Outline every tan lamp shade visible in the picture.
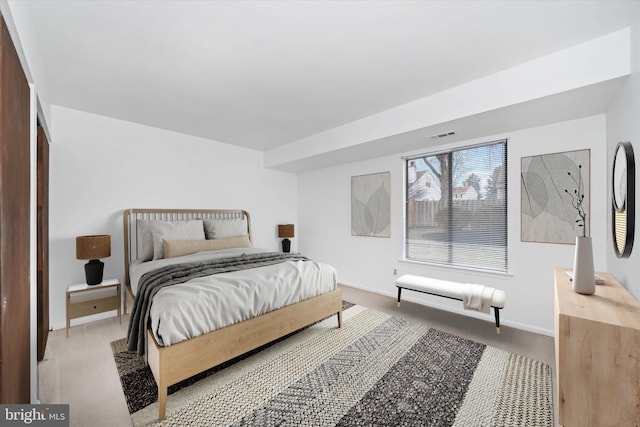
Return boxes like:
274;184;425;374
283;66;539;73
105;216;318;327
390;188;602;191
278;224;294;238
76;235;111;260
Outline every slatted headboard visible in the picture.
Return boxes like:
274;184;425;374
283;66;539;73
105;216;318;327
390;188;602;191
122;208;251;292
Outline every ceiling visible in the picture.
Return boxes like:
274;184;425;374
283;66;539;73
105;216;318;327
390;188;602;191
12;0;639;153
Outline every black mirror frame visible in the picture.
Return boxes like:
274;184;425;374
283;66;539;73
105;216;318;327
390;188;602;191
612;141;635;258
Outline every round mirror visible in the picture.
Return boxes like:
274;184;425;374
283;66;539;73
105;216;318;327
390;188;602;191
613;144;627;211
611;141;635;258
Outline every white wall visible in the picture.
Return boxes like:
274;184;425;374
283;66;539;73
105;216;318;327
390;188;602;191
267;29;629;170
28;84;38;402
49;106;298;329
299;115;608;335
2;0;53;134
606;2;640;298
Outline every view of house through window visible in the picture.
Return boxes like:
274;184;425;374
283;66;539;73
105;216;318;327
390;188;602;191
405;140;507;272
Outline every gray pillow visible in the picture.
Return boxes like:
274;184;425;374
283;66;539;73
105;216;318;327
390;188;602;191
151;220;205;260
136;220;155;261
135;220;206;261
203;218;248;239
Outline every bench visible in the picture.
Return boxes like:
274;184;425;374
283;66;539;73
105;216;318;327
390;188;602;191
395;274;506;334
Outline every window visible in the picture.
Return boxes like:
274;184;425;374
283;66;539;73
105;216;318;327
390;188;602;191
405;140;507;272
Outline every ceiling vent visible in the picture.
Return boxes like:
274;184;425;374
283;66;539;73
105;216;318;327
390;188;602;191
430;131;456;139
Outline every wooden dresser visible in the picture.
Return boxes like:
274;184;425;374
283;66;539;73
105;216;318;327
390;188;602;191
554;267;640;427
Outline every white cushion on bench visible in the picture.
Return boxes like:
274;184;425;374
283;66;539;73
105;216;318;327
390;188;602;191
395;274;506;308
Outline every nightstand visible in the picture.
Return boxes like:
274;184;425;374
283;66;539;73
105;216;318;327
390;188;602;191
66;278;121;337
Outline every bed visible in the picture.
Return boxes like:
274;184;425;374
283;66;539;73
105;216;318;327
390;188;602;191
122;208;342;421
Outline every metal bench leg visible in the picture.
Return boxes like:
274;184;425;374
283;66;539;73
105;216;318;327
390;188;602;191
494;307;501;334
397;287;402;307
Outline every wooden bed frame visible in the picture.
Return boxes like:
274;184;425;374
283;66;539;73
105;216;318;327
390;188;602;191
123;208;343;421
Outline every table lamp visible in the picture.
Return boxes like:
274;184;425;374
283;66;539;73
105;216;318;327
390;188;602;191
76;234;111;285
278;224;294;253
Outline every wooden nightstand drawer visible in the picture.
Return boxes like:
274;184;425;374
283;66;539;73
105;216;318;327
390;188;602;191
67;295;119;319
66;278;121;337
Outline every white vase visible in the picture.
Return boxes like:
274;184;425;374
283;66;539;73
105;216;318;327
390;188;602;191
572;236;595;295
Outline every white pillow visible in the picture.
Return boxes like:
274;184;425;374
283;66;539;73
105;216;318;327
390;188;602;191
150;220;205;260
203;218;248;239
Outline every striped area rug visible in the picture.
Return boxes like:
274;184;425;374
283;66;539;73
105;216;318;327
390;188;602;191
111;305;553;426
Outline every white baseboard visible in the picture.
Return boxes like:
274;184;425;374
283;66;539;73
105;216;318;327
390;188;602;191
338;281;554;337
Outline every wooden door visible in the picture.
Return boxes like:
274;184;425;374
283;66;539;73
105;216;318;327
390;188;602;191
0;14;31;402
37;125;49;361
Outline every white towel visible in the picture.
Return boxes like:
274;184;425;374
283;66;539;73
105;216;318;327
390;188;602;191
462;284;494;314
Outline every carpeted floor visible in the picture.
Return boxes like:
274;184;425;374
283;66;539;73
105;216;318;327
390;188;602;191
112;304;553;426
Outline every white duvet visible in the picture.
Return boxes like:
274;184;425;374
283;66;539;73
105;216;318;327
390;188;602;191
130;248;337;347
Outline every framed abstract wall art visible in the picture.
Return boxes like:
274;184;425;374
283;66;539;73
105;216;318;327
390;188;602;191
351;172;390;238
521;149;590;244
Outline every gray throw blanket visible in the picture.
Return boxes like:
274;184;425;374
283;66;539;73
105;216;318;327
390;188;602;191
126;252;308;356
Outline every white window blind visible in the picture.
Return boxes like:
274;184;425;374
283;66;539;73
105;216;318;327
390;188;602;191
405;140;507;272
